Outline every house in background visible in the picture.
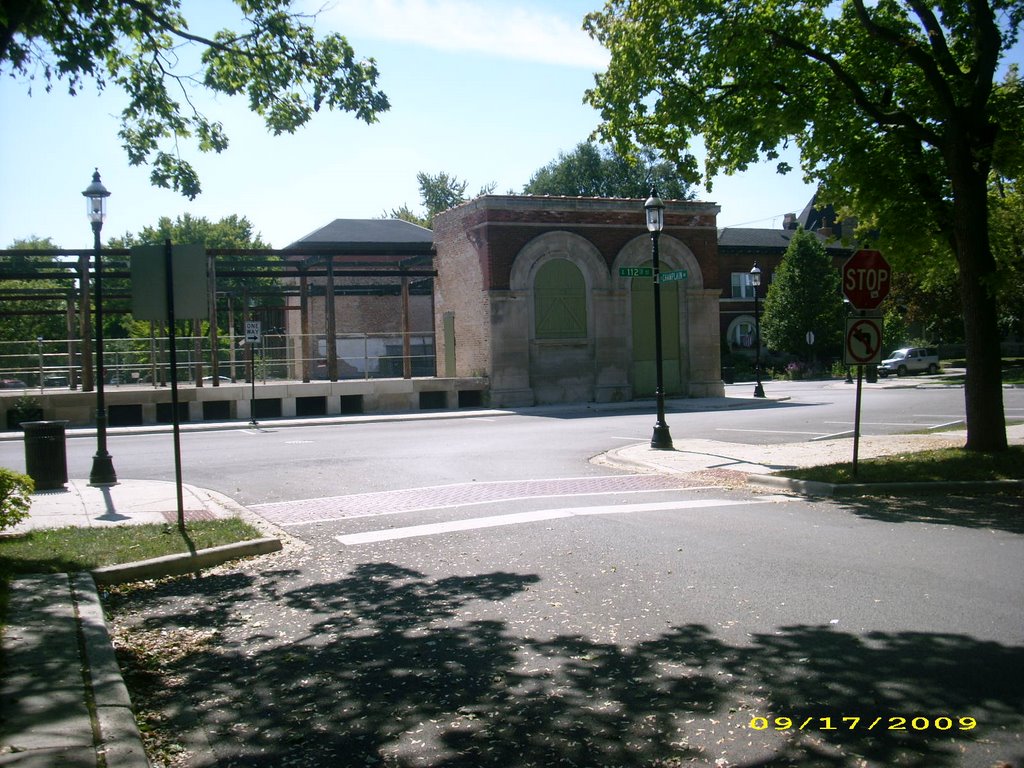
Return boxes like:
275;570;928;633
717;197;855;358
432;195;725;407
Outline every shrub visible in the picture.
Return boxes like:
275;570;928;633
0;468;34;531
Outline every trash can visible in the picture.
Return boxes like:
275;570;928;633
22;420;69;491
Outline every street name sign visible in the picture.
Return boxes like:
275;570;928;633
619;266;654;278
659;269;688;283
842;249;891;310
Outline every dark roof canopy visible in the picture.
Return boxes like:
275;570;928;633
287;218;434;253
717;227;850;253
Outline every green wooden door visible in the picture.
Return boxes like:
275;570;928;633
631;268;681;396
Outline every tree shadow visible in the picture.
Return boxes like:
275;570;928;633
833;491;1024;534
107;562;1024;767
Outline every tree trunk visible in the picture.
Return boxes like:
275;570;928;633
950;157;1007;452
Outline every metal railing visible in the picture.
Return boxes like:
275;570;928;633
0;332;437;391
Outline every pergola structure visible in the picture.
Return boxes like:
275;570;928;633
0;232;437;390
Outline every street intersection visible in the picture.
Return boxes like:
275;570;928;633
3;381;1023;767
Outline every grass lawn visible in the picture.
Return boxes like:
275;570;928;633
777;445;1024;485
0;518;263;582
0;518;264;624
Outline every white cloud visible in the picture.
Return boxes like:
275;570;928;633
323;0;610;69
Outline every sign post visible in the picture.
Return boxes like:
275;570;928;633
245;321;261;426
841;250;891;478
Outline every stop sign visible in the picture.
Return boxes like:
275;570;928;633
842;249;891;310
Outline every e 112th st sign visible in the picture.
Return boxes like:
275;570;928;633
842;249;891;310
619;266;654;278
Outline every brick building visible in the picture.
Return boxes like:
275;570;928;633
717;198;854;356
432;195;725;407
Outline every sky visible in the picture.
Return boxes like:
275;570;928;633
0;0;818;250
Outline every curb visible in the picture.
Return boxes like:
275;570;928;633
747;474;1024;497
91;537;283;586
72;574;150;768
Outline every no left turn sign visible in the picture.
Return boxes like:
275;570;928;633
845;317;884;365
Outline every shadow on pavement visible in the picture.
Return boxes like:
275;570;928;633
834;491;1024;535
105;563;1024;768
508;397;811;421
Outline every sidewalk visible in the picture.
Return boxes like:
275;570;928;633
0;480;278;768
599;422;1024;493
4;479;241;534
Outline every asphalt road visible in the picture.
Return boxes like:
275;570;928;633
5;379;1018;506
76;382;1024;767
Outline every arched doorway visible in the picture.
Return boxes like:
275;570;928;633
630;263;682;396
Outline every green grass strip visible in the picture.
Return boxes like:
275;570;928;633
0;518;263;582
778;446;1024;485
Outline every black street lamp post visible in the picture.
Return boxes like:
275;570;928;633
645;188;673;450
750;262;766;398
83;169;117;486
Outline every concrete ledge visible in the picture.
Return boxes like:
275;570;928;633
71;574;149;768
91;537;283;586
749;475;1024;497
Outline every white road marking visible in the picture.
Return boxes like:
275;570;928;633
716;428;828;436
276;485;716;527
823;421;934;427
336;498;779;546
811;430;854;441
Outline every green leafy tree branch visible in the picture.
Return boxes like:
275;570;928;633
1;0;390;198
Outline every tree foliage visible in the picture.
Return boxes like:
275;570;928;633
386;172;496;228
0;237;70;343
107;213;280;335
990;173;1024;340
0;467;33;532
1;1;389;198
524;141;694;199
584;0;1023;451
112;212;268;250
760;230;844;363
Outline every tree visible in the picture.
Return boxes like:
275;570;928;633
385;172;496;228
524;141;694;199
1;1;389;198
385;204;430;230
0;237;71;343
990;173;1024;341
111;211;278;297
584;0;1023;451
760;229;844;365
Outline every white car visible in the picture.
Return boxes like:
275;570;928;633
878;347;940;377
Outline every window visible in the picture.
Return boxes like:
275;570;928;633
731;272;756;299
534;259;587;339
729;319;756;349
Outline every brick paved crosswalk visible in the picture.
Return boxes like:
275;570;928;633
251;474;698;527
